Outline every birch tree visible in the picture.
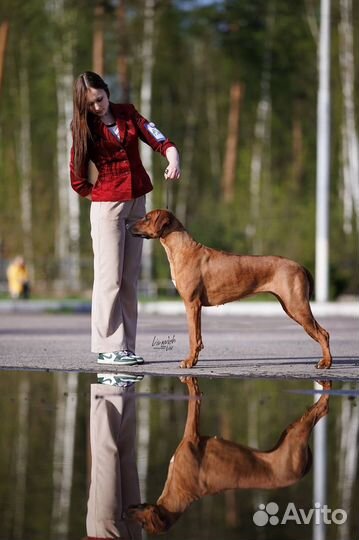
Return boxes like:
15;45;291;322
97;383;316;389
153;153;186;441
337;384;359;540
139;0;156;286
137;378;151;501
13;378;30;540
176;40;203;225
50;373;79;540
338;0;359;235
249;7;274;254
51;0;80;291
18;42;34;272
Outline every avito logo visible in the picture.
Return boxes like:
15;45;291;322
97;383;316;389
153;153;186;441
253;502;347;526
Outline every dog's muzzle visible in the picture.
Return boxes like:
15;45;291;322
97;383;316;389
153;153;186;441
129;224;150;239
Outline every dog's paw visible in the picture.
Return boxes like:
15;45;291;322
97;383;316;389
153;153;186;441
179;376;192;383
314;379;332;390
180;359;194;369
179;376;202;396
315;359;332;369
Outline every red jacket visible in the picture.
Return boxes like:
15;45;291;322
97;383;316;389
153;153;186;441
70;103;176;202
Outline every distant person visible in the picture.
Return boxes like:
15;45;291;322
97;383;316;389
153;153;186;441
70;71;180;367
6;256;30;299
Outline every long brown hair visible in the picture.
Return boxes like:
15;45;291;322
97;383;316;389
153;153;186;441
71;71;110;173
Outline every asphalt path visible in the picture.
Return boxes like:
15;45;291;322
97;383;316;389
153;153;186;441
0;310;358;380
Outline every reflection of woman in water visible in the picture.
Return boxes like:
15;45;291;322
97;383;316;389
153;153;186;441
86;382;142;539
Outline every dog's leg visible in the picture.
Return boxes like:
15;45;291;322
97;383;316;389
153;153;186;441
181;301;204;368
180;377;202;439
290;302;332;369
281;299;332;369
276;381;330;445
312;322;332;369
268;382;330;483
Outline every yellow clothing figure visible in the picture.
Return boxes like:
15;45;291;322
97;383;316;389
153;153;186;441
7;257;30;299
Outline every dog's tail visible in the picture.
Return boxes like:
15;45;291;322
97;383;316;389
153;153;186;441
304;267;315;300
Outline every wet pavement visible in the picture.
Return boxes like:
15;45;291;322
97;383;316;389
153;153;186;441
0;312;358;379
0;371;358;540
0;309;358;539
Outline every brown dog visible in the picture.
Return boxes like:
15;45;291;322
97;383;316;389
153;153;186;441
131;209;332;369
127;377;331;534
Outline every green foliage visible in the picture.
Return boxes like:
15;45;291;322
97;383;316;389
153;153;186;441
0;0;358;296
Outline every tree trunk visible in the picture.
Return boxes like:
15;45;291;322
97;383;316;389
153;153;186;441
304;0;319;43
55;65;80;291
18;51;34;274
137;378;150;500
220;413;239;528
248;7;274;253
205;54;221;189
52;1;80;292
139;0;156;288
13;378;30;540
221;82;242;203
0;20;9;95
292;110;304;189
338;383;359;540
176;41;203;225
93;3;104;76
338;0;359;235
117;0;130;102
51;373;79;540
90;2;105;187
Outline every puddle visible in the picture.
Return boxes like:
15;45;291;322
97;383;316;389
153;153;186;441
0;371;358;540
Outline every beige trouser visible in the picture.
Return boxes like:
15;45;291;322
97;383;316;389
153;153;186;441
86;384;142;539
90;197;146;353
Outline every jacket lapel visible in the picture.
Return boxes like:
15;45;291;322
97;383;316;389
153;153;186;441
92;103;127;147
111;103;128;146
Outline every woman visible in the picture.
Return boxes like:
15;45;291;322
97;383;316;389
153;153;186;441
70;71;180;366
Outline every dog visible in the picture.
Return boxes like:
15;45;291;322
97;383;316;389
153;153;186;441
127;377;331;534
131;209;332;369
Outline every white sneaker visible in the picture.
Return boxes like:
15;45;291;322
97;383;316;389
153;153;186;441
97;373;144;387
123;350;144;364
97;351;138;366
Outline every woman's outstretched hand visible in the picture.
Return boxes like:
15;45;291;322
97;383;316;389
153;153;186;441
164;147;181;180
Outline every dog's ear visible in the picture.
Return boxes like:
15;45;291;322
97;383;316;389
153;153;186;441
155;211;172;237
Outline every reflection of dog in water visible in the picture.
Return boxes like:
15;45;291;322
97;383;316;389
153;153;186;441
131;209;332;370
127;377;330;535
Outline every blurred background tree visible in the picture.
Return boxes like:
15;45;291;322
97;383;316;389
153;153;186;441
0;0;358;298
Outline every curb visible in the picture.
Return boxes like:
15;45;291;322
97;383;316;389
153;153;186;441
140;301;358;317
0;299;357;317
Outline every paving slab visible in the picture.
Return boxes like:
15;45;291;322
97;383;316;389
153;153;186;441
0;308;357;380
